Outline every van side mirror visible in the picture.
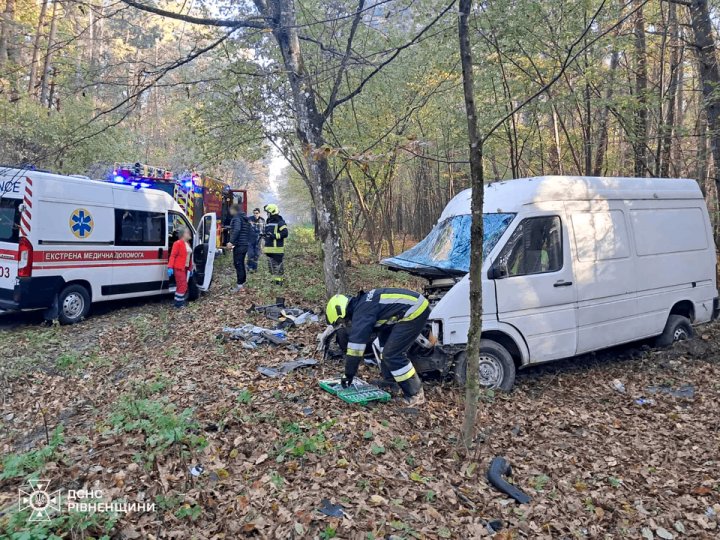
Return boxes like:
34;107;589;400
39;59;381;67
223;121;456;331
488;264;508;280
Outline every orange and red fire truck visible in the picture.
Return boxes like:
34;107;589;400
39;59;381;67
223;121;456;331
111;163;247;244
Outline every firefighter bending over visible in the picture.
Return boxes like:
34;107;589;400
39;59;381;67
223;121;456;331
263;203;288;286
325;288;429;406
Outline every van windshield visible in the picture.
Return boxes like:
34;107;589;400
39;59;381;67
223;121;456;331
382;213;516;276
0;198;20;243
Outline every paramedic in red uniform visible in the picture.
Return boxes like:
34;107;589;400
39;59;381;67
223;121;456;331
168;227;193;308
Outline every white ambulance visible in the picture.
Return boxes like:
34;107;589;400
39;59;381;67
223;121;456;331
0;167;217;323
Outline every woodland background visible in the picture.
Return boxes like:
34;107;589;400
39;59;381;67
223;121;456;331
2;0;720;258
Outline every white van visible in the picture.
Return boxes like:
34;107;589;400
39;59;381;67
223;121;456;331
0;167;217;323
383;176;719;390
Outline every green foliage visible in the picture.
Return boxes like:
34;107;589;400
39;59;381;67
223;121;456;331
1;506;118;540
174;504;202;521
109;396;206;463
275;420;335;461
0;426;64;480
237;389;253;404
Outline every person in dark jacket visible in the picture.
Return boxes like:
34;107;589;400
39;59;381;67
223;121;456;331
263;203;288;286
247;208;264;273
325;288;430;406
226;204;251;292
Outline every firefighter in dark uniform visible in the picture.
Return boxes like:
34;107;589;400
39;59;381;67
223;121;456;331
263;203;289;286
325;288;430;406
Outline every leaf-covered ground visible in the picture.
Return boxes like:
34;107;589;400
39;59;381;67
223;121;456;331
1;234;719;539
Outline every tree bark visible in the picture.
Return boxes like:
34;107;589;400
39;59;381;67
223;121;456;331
458;0;484;450
262;0;347;295
28;0;49;97
593;50;619;176
40;0;60;107
660;2;680;177
633;1;648;176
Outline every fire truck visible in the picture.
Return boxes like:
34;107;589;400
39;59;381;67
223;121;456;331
111;163;247;245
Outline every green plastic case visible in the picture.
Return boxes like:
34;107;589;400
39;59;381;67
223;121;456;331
319;378;391;405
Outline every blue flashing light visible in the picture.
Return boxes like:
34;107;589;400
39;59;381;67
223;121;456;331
113;175;125;183
183;179;193;189
140;182;151;188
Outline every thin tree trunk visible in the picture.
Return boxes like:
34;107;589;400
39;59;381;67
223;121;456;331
660;2;680;177
633;1;648;176
593;50;620;175
28;0;49;97
40;0;60;107
458;0;484;450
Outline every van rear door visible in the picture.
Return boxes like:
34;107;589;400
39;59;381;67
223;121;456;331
193;213;217;291
0;197;22;299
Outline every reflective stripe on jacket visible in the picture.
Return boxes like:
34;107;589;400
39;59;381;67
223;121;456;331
264;214;288;253
345;288;429;357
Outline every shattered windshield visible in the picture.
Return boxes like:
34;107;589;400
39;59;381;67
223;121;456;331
382;213;515;275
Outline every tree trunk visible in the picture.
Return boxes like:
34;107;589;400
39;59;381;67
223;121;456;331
593;50;619;175
0;0;20;98
28;0;49;97
40;0;60;107
264;0;347;295
458;0;484;450
686;0;720;207
660;2;680;177
633;1;648;176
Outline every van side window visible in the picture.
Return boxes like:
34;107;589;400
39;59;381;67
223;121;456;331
115;209;165;246
168;213;192;247
0;198;20;243
497;216;562;276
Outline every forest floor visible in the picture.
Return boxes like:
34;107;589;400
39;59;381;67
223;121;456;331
1;230;719;540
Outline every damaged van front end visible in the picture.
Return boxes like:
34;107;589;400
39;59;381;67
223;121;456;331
381;188;518;387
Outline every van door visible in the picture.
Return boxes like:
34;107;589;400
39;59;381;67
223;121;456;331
564;201;637;353
194;213;217;291
489;208;577;362
0;197;21;303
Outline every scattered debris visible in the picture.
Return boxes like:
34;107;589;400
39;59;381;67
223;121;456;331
318;498;345;518
635;398;655;406
249;299;318;327
257;358;318;378
190;464;204;477
487;519;504;533
221;325;289;347
611;379;626;393
486;456;532;504
656;526;674;539
320;378;391;405
646;384;695;399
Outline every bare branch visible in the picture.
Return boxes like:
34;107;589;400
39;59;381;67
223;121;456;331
119;0;268;29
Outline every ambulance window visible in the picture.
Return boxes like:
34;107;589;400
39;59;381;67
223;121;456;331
114;209;165;246
0;198;21;243
168;213;192;245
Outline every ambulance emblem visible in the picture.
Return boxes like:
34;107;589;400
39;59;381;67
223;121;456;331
70;208;93;238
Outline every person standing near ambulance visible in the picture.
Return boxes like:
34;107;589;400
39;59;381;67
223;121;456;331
226;204;251;292
263;204;288;286
168;227;193;308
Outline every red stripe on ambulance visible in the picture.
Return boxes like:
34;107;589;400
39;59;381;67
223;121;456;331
34;250;166;263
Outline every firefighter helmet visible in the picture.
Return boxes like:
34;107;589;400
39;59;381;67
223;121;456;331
264;203;279;215
326;294;350;324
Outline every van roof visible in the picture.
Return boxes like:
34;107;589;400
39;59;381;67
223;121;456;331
441;176;703;220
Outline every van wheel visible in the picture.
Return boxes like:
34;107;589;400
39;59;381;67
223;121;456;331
453;340;516;392
655;314;693;347
58;285;91;324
